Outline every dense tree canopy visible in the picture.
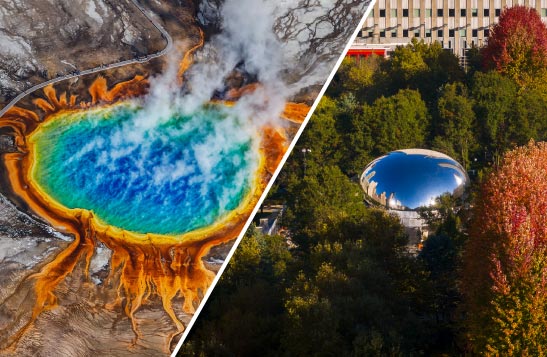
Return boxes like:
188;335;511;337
365;89;429;155
182;29;547;356
432;82;476;168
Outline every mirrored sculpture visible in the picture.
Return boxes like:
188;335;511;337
360;149;469;211
360;149;469;250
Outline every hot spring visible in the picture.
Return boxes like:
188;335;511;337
28;101;261;237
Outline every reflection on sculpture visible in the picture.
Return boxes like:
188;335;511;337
360;149;469;250
361;149;468;210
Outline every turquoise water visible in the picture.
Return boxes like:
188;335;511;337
31;103;259;235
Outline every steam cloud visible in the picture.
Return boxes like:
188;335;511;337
108;0;294;209
182;0;287;125
103;0;296;172
52;0;308;231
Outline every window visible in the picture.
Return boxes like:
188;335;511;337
368;31;374;37
425;9;432;17
391;9;397;17
472;29;478;37
495;8;501;16
414;9;420;17
391;30;397;37
437;9;443;16
542;8;547;16
460;29;467;36
484;29;490;37
472;8;478;16
449;8;455;16
426;29;432;37
380;31;386;37
461;9;466;16
414;29;420;37
403;8;409;17
449;29;455;37
438;29;443;37
380;9;386;17
403;29;409;37
370;9;374;16
484;8;490;16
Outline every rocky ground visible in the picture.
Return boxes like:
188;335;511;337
0;0;165;107
197;0;371;101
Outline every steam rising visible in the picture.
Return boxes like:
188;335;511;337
184;0;287;124
141;0;290;132
28;0;303;237
92;0;294;188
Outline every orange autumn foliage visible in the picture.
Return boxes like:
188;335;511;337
462;141;547;355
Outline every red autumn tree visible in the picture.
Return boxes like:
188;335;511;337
483;6;547;85
462;141;547;355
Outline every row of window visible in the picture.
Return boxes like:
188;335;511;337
368;28;490;37
374;8;515;17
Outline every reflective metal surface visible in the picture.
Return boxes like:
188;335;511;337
360;149;469;210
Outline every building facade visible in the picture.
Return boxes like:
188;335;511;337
356;0;547;57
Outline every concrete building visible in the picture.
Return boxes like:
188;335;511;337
356;0;547;57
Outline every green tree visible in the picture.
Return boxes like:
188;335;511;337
419;211;467;352
296;96;342;171
179;229;292;356
332;56;384;99
365;89;429;155
282;208;432;356
510;87;547;144
283;165;367;250
415;40;464;104
431;82;477;168
471;70;547;164
389;39;428;83
385;39;463;106
333;92;376;176
274;96;343;187
471;71;518;163
465;44;484;75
